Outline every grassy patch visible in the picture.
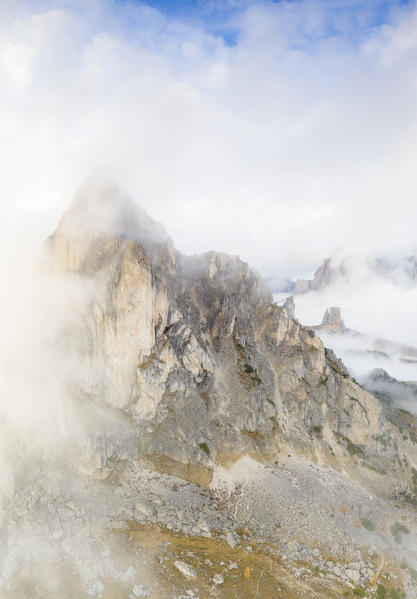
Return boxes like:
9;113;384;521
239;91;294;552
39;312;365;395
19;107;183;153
390;522;410;544
360;518;376;531
376;584;387;599
198;442;210;455
334;432;365;458
361;461;386;475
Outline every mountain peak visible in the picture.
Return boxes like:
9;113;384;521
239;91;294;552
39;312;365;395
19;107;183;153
321;306;345;333
64;179;169;247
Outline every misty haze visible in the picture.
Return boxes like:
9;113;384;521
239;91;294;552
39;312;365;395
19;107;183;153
1;1;417;598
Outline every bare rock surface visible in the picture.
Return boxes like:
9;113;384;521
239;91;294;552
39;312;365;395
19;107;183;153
2;184;417;598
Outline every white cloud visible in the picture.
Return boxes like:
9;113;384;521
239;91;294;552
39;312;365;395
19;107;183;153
291;245;417;378
1;0;417;284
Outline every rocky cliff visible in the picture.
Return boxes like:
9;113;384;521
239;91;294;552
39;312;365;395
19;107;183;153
45;185;417;492
3;184;417;598
320;307;346;333
294;257;333;294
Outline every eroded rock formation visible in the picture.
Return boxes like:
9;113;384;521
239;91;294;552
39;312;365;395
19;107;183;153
2;183;417;598
45;185;417;493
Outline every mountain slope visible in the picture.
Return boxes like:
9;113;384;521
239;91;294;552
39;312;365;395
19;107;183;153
2;184;417;598
45;184;414;488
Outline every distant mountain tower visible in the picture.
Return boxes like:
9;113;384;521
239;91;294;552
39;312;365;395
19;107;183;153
321;307;345;333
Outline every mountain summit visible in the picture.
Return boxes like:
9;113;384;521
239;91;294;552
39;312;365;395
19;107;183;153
46;185;399;480
3;185;417;598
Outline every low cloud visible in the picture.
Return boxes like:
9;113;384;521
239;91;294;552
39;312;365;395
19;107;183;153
291;247;417;380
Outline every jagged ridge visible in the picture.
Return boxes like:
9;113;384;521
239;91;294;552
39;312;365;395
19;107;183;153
46;185;417;495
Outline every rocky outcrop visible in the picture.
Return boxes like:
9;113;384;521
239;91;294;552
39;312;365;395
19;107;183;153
44;185;417;496
310;306;348;335
294;257;333;294
321;306;345;333
282;295;295;318
309;307;417;384
3;183;417;599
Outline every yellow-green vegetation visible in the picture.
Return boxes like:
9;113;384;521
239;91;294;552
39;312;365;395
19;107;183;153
360;517;376;532
1;522;408;598
198;442;210;455
361;460;387;475
349;397;368;419
375;583;405;599
342;585;405;599
236;351;264;389
334;432;365;458
120;522;357;599
390;522;410;544
377;584;388;599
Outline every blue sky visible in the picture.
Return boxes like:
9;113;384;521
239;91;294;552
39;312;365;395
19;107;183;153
115;0;414;46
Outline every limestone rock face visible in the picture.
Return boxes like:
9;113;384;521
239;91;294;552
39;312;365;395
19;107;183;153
283;295;295;318
45;185;417;490
321;307;345;333
294;257;333;294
